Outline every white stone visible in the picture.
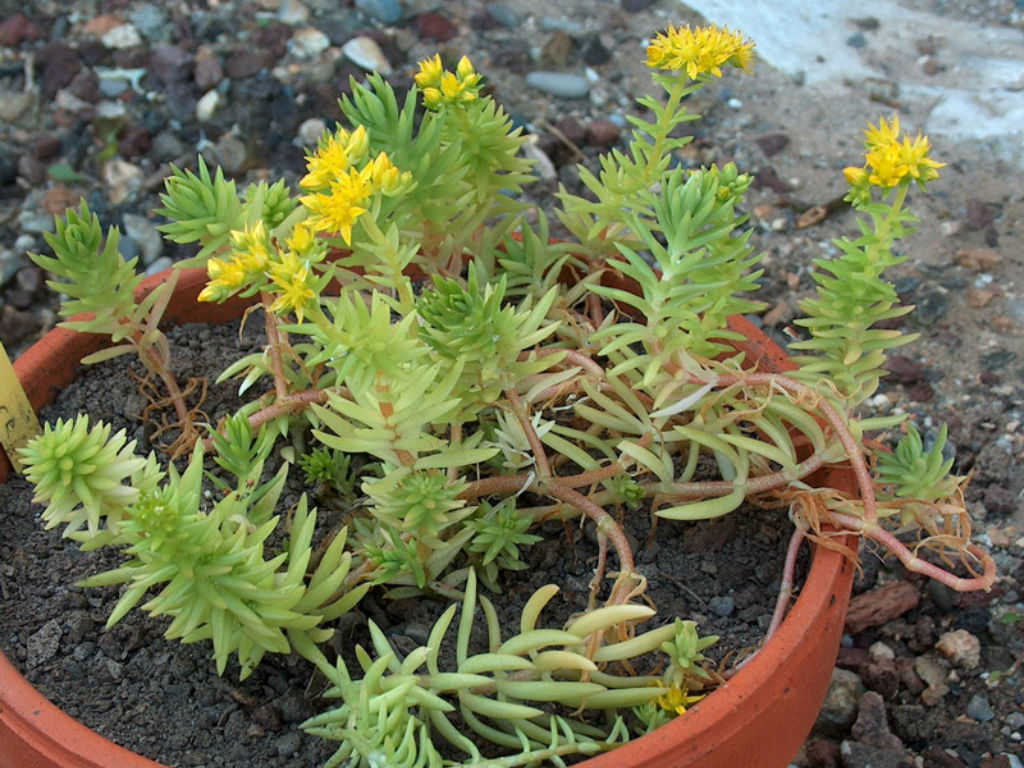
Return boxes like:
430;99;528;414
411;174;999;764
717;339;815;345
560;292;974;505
101;23;143;50
342;36;392;75
298;117;328;146
103;159;143;205
289;27;330;59
196;89;220;122
278;0;310;25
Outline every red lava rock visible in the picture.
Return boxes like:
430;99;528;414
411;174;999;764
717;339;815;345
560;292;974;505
225;49;273;79
894;657;924;694
254;23;291;59
753;166;792;194
979;370;1000;385
416;11;458;42
755;133;790;156
966;198;999;230
469;11;499;31
955;247;1002;271
836;646;871;672
67;68;100;103
118;125;151;159
883;354;925;385
805;737;842;768
82;14;124;38
194;45;223;90
38;42;82;97
921;746;968;767
41;183;80;215
852;691;904;750
861;659;900;700
979;756;1014;768
585;118;621;147
554;116;585;146
149;43;193;85
908;382;934;402
0;13;42;46
846;581;920;635
33;135;62;161
983;484;1015;516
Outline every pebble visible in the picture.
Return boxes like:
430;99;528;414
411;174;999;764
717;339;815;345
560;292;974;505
0;90;36;122
1008;713;1024;729
355;0;402;24
485;2;522;27
129;3;169;41
342;36;392;75
966;693;995;722
213;134;248;175
708;595;735;617
18;210;56;234
298;117;327;146
815;667;864;736
196;89;220;122
101;24;143;50
521;136;556;181
194;45;223;90
103;158;143;205
526;71;591;99
276;731;302;757
13;233;36;255
27;618;62;668
122;214;163;266
416;11;458;42
935;629;981;670
0;250;26;284
278;0;310;25
289;27;330;59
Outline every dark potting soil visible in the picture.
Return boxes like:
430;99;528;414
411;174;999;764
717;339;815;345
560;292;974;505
0;316;809;767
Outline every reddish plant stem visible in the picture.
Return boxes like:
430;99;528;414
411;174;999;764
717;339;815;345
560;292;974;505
261;293;290;400
136;337;192;429
827;511;996;591
506;387;552;479
201;388;329;451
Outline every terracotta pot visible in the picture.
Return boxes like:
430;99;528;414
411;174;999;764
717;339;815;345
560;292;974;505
0;267;856;768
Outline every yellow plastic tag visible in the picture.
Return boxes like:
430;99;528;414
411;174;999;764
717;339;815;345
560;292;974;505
0;341;40;472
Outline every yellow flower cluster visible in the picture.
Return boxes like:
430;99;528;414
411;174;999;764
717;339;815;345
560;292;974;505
300;151;410;245
198;220;321;321
843;115;945;189
646;24;754;80
300;125;369;190
199;221;271;303
415;54;482;109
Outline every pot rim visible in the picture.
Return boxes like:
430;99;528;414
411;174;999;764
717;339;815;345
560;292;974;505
0;266;855;768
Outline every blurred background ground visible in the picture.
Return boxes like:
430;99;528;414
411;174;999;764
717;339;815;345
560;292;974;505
0;1;1022;766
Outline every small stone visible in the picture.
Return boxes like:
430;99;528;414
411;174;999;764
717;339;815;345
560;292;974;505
845;581;920;635
101;23;143;50
526;71;590;99
851;691;903;749
149;43;192;85
756;133;789;157
27;618;62;668
839;741;912;768
151;131;186;161
416;11;457;41
41;184;80;215
194;45;223;90
914;290;950;324
966;199;998;231
129;3;169;40
122;214;163;265
521;136;556;181
355;0;403;24
289;27;330;59
935;629;981;670
968;287;998;308
276;731;302;757
541;31;573;69
103;158;143;205
485;2;521;27
39;42;81;98
212;134;248;175
278;0;310;25
585;118;620;147
196;89;220;122
913;655;950;705
883;355;925;385
621;0;656;9
940;220;962;237
966;694;995;722
298;117;328;146
814;667;864;737
83;14;124;38
956;248;1002;271
0;13;42;47
582;36;612;66
342;36;392;75
868;642;895;662
708;595;735;617
846;32;868;48
0;90;37;122
225;49;273;79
